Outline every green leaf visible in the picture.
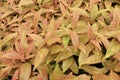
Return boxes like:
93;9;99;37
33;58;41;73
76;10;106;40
103;39;120;59
62;36;70;48
50;44;64;54
71;0;83;7
70;59;79;74
91;4;99;20
0;33;18;49
55;50;73;62
62;57;74;73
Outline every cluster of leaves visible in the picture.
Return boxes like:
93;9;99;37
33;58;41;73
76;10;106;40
0;0;120;80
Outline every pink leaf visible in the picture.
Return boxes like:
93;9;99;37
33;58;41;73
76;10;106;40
12;69;19;80
69;31;79;48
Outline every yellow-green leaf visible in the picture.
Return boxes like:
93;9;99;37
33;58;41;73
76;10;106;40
71;0;83;7
50;44;64;54
62;36;70;48
0;33;18;49
91;4;99;20
62;57;74;73
70;59;79;74
19;0;34;8
103;39;120;59
34;48;49;70
19;63;31;80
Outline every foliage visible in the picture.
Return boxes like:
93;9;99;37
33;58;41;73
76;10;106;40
0;0;120;80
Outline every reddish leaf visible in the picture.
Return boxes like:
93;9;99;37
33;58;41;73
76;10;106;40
69;31;79;48
93;74;109;80
90;39;101;50
114;51;120;61
12;69;19;80
109;70;120;80
2;50;22;61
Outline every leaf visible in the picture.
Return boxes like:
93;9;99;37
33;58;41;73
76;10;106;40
103;31;120;38
87;23;93;39
0;33;18;49
79;33;89;44
2;50;21;60
90;0;101;9
85;55;101;65
47;37;61;46
104;0;111;9
78;42;86;54
114;51;120;61
62;57;74;73
70;59;79;74
79;50;102;67
34;48;49;70
0;10;14;19
71;0;83;7
58;73;76;80
93;74;109;80
90;39;101;50
78;52;88;68
70;8;89;17
69;31;79;48
71;13;80;28
20;31;28;50
23;12;34;19
50;64;63;80
19;0;34;8
110;7;120;29
0;67;11;80
60;2;67;14
95;32;109;48
73;21;88;34
47;17;55;33
49;44;64;54
37;0;43;5
77;74;91;80
28;34;44;47
62;36;70;48
91;4;99;20
45;32;61;46
109;70;120;80
81;65;108;75
55;50;73;62
19;63;31;80
103;39;120;59
55;30;67;37
113;62;120;72
101;11;110;24
29;76;38;80
12;69;19;80
78;42;94;67
37;65;48;79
